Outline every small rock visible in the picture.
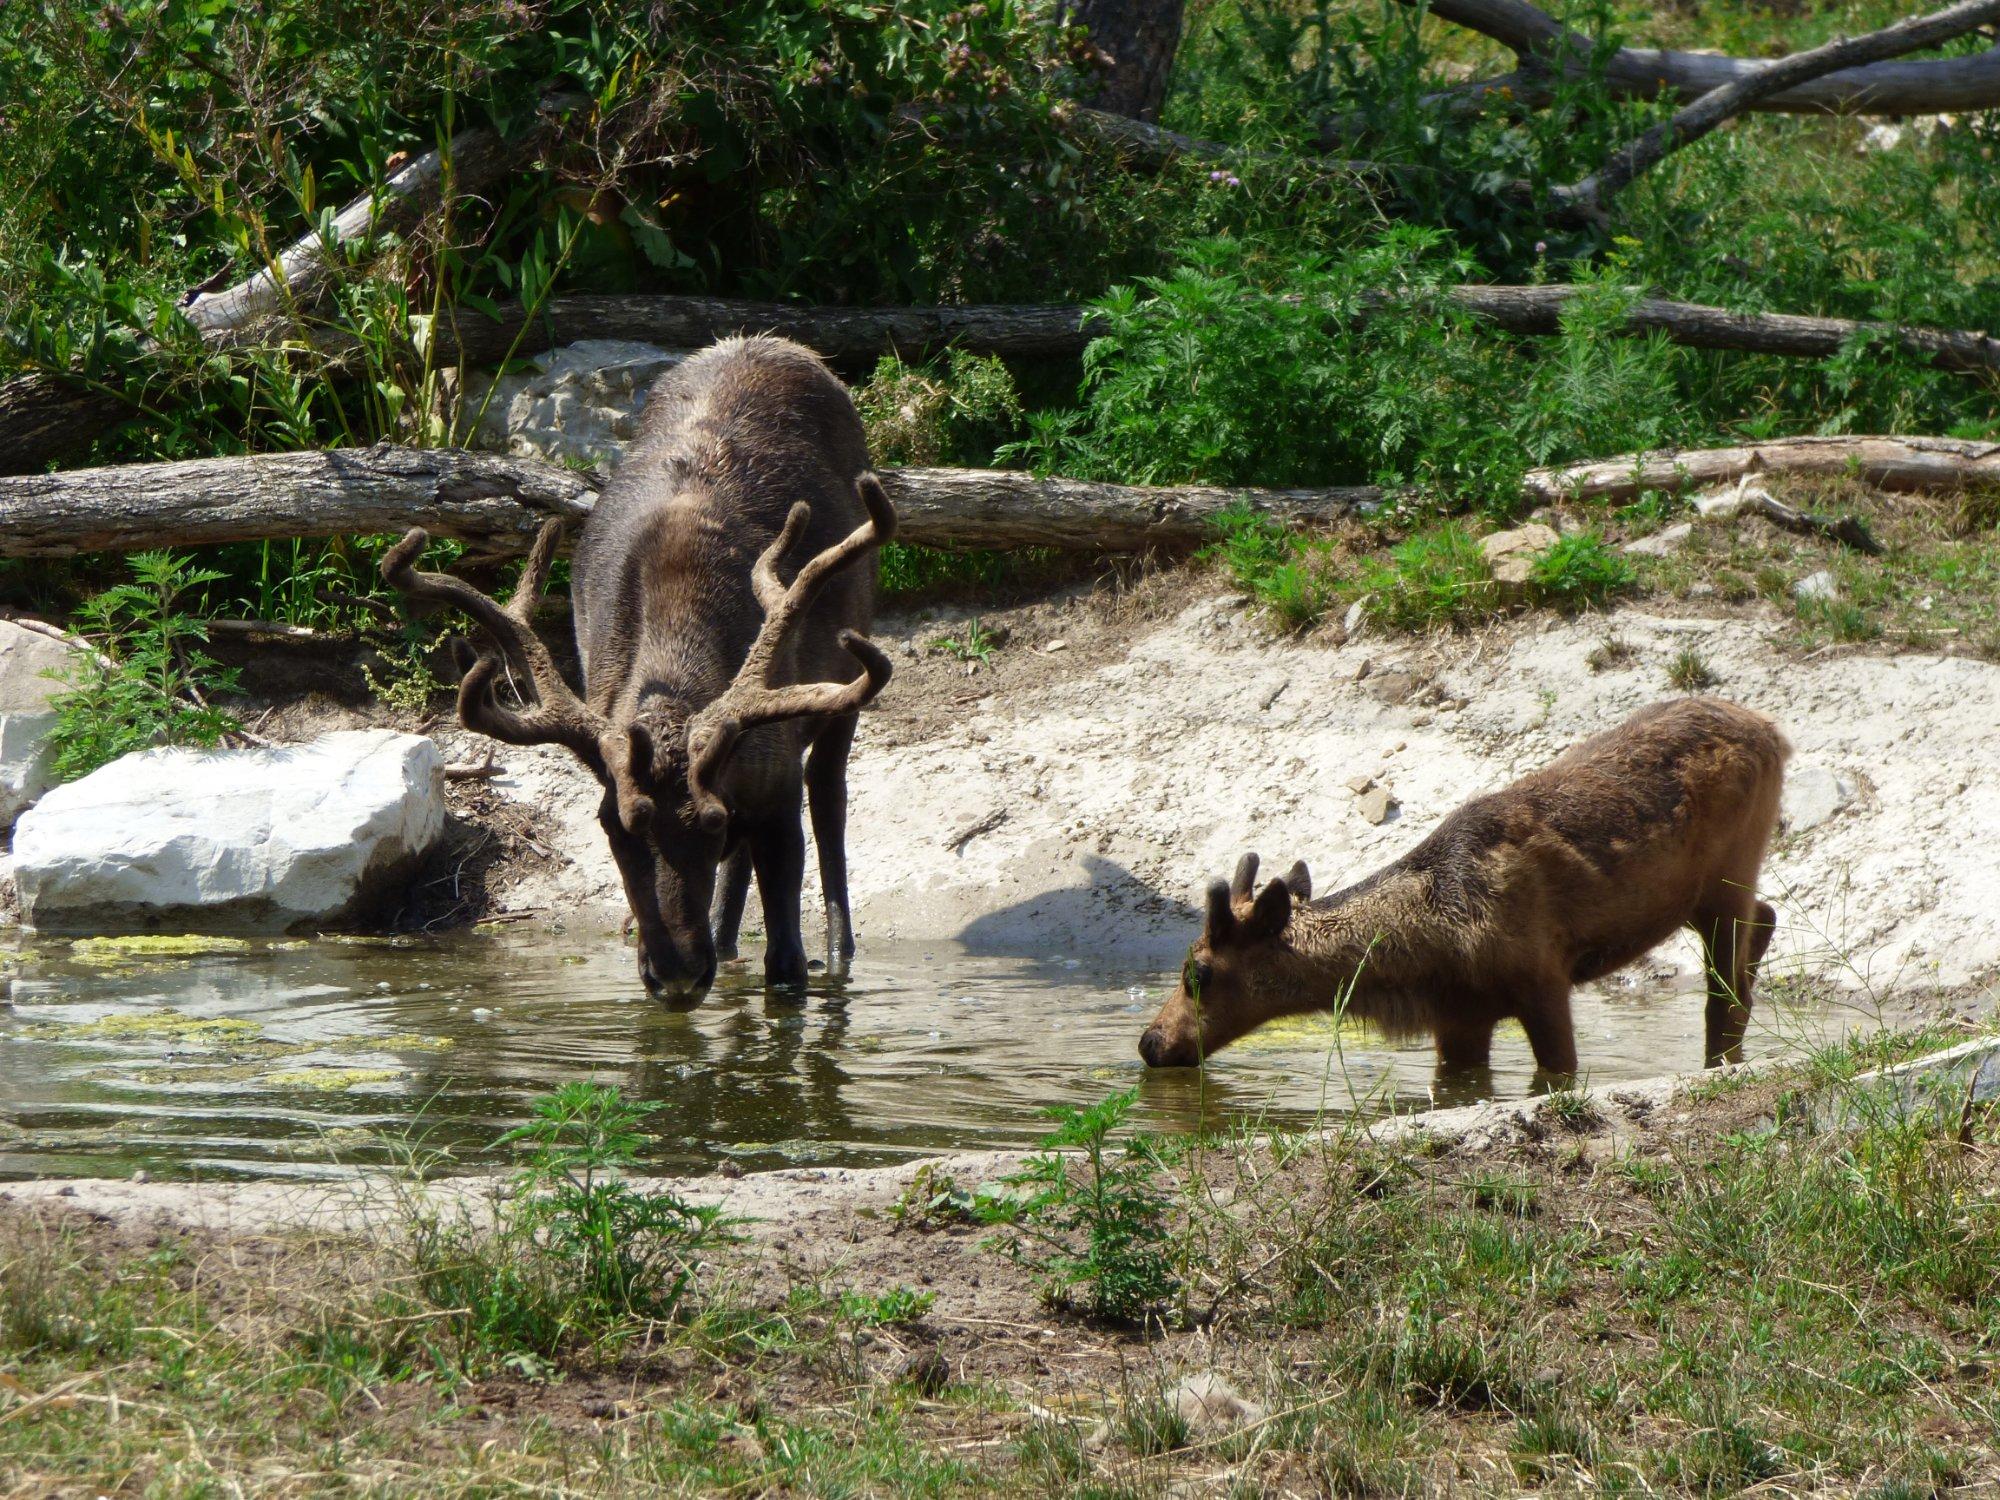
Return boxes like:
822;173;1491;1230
130;1169;150;1184
1366;670;1417;706
1480;523;1559;596
1793;570;1838;603
896;1347;952;1396
1352;657;1373;682
1040;639;1067;654
1346;774;1377;794
718;1159;744;1179
1623;522;1693;557
1782;764;1855;833
1342;598;1371;640
1167;1374;1265;1437
1357;784;1398;825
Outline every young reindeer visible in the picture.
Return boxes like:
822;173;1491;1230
1139;698;1789;1076
382;336;893;1004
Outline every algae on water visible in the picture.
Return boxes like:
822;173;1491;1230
262;1066;406;1092
34;1009;265;1044
70;935;254;963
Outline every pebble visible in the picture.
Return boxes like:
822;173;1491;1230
1793;570;1839;602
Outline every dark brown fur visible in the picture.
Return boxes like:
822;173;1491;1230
1139;698;1790;1076
384;336;892;1003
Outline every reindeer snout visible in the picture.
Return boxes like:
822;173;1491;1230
641;951;715;1010
1139;1026;1196;1069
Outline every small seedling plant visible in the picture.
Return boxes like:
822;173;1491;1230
44;550;241;782
931;617;999;666
981;1087;1179;1323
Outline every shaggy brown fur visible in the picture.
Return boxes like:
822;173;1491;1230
384;335;893;1003
1139;698;1790;1076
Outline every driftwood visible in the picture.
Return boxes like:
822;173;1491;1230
1319;0;2000;145
0;108;563;478
1556;0;2000;218
438;284;2000;377
1;437;1993;560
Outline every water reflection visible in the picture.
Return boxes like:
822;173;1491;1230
0;928;1855;1182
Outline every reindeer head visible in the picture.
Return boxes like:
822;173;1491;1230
382;477;894;1005
1139;853;1312;1067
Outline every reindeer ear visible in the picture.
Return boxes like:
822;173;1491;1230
1242;876;1295;942
1281;860;1312;901
1204;879;1237;944
1231;852;1260;900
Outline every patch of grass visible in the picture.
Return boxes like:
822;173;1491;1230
1666;646;1719;692
1525;530;1634;612
1586;632;1635;672
1118;1395;1192;1455
838;1286;937;1327
1202;504;1338;631
1351;523;1492;631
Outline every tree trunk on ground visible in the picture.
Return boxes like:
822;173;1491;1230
2;438;1993;560
1319;0;2000;146
434;286;2000;377
1066;0;1187;122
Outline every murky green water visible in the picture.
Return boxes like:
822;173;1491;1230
1;929;1856;1181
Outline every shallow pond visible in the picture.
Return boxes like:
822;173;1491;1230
1;929;1861;1181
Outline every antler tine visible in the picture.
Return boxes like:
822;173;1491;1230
380;525;608;760
752;503;813;613
506;518;567;628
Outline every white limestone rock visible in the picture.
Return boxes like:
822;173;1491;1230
0;619;85;830
12;730;445;933
466;339;689;467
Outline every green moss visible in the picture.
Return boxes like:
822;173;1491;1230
69;935;253;962
261;1067;405;1092
34;1009;264;1044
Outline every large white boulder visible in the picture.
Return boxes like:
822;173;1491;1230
12;730;446;933
467;339;687;467
0;619;84;830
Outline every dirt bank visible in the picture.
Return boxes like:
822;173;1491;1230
441;576;2000;998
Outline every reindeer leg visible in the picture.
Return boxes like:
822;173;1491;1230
1515;983;1579;1079
750;814;810;995
1696;896;1771;1066
711;841;753;962
805;713;858;975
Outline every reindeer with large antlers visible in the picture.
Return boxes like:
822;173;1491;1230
383;336;894;1003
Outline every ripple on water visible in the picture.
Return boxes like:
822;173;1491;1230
0;928;1855;1181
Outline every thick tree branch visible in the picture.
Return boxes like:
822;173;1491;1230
3;438;1993;559
1356;0;2000;132
433;285;2000;377
1555;0;2000;218
0;105;568;477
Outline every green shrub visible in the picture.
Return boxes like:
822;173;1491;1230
44;551;241;782
981;1087;1178;1323
1352;523;1492;630
1202;504;1337;630
1527;531;1634;611
857;349;1024;467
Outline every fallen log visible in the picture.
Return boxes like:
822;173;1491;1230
1399;0;2000;121
1;437;1994;560
438;284;2000;377
0;447;596;558
0;104;566;478
1554;0;2000;219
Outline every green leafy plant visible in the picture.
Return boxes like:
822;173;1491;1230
360;637;446;714
981;1087;1178;1323
931;618;1000;665
1202;505;1337;630
838;1287;937;1327
1527;531;1635;611
44;551;241;782
388;1083;731;1368
1351;523;1493;630
857;349;1024;467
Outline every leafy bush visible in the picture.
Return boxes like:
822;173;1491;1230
857;349;1024;467
1351;523;1492;630
981;1088;1178;1323
1527;531;1634;611
44;551;241;782
1014;231;1526;499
